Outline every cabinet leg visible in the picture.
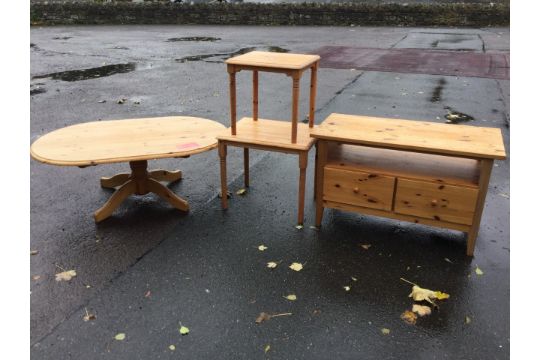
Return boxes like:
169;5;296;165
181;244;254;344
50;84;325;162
244;148;249;188
297;152;308;225
315;140;327;227
219;142;228;210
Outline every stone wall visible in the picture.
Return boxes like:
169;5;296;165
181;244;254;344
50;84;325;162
30;2;510;27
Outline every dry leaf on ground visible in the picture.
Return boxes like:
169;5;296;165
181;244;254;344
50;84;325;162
114;333;126;341
267;262;278;269
381;328;390;335
409;285;436;304
344;286;351;292
433;291;450;300
32;275;41;281
144;290;151;298
295;225;303;230
179;326;189;335
236;188;247;195
83;308;96;322
351;276;358;282
360;244;371;250
289;263;303;271
55;270;77;282
169;345;176;351
264;345;271;353
30;250;39;256
258;245;268;251
465;316;472;324
475;266;484;275
400;310;417;324
284;294;297;301
255;312;272;324
412;304;432;317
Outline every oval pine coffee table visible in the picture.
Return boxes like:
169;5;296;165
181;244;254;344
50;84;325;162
31;116;226;222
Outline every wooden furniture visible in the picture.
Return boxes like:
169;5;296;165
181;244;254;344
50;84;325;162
30;116;226;222
311;113;506;255
218;51;320;224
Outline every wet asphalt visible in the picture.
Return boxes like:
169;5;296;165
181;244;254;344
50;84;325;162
30;26;509;359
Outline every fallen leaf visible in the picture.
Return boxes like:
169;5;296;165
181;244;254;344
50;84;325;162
30;250;39;256
295;225;303;230
351;276;358;282
85;284;91;289
409;285;436;304
267;262;278;269
179;326;189;335
98;100;106;103
236;188;247;195
83;308;96;322
433;291;450;300
498;192;509;199
444;258;453;264
344;286;351;292
258;245;268;251
256;312;271;324
312;309;321;315
114;333;126;341
360;244;371;250
55;269;77;282
144;290;151;298
32;275;41;281
116;98;126;104
475;266;484;275
289;263;303;271
264;344;271;353
309;225;319;231
284;294;297;301
169;345;176;351
381;328;390;335
412;304;432;317
465;316;472;324
400;310;417;324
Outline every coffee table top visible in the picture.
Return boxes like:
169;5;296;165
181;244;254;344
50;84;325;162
30;116;226;166
225;51;320;70
311;113;506;160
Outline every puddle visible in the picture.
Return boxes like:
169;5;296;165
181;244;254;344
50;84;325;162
444;107;475;124
430;78;447;102
176;46;289;64
53;36;72;40
167;37;221;42
32;63;136;82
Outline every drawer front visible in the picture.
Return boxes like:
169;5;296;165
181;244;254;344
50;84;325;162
323;167;395;211
394;179;479;225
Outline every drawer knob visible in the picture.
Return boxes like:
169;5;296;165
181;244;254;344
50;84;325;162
353;187;359;193
431;199;438;206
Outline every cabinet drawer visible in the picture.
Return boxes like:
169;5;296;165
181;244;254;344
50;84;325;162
394;179;478;225
323;167;395;211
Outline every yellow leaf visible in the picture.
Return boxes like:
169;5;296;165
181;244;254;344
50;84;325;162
412;304;432;317
114;333;126;341
236;188;247;195
55;270;77;282
264;345;271;353
381;328;390;335
360;244;371;250
400;310;417;324
179;326;189;335
465;316;472;324
295;225;303;230
434;291;450;300
255;312;271;324
475;266;484;275
408;285;436;304
30;250;39;256
351;276;358;282
344;286;351;292
284;294;297;301
267;262;278;269
169;345;176;351
289;262;303;271
258;245;268;251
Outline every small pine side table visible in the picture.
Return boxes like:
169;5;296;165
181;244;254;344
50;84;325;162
217;51;320;225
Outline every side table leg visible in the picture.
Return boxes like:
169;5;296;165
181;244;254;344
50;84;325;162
315;140;328;227
466;159;494;256
291;73;300;144
219;142;228;210
297;152;308;225
309;62;318;128
94;180;137;223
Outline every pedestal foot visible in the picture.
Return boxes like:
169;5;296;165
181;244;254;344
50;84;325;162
149;169;182;183
94;180;136;222
100;173;130;189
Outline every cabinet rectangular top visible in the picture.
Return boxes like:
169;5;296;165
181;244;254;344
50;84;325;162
225;51;320;70
311;113;506;160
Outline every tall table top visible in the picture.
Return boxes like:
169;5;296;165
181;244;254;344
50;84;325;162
225;51;320;70
30;116;226;166
310;113;506;160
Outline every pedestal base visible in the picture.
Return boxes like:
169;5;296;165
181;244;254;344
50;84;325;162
94;160;188;223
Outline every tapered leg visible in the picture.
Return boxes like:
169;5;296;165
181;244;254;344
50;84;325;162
148;169;182;183
219;142;228;209
313;141;318;200
309;62;318;127
244;148;250;188
147;178;189;211
466;159;494;256
297;152;308;225
100;173;130;189
94;180;137;222
228;65;237;135
291;73;300;143
253;70;258;121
